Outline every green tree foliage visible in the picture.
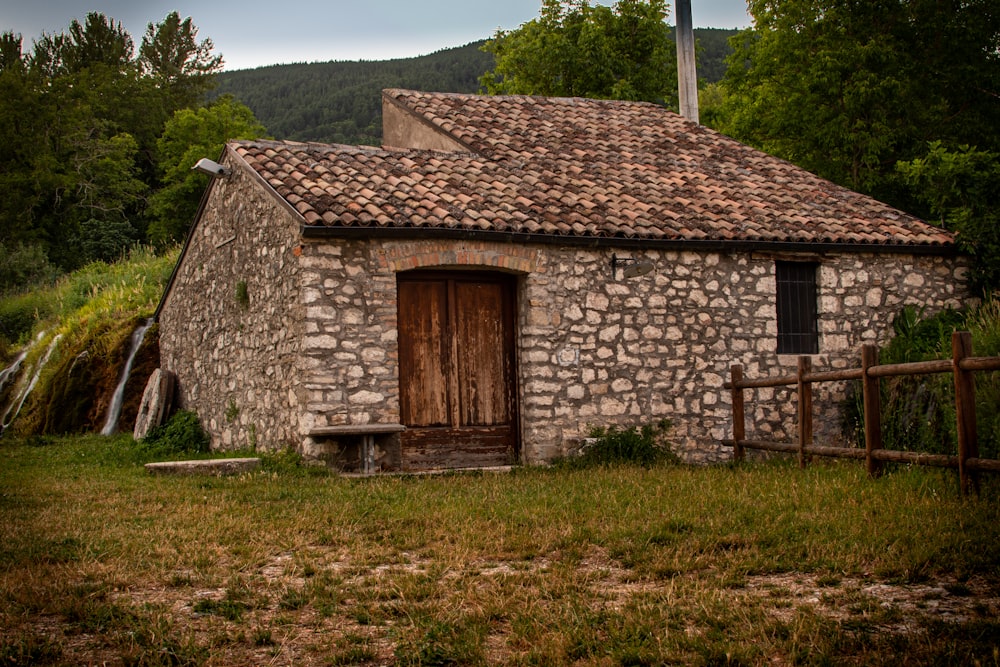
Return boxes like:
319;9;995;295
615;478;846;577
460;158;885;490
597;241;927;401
0;244;58;296
898;143;1000;295
212;42;495;146
211;32;733;147
481;0;678;105
0;11;241;289
685;27;737;84
720;0;1000;207
57;12;135;73
843;302;1000;461
147;97;267;244
0;32;24;72
139;12;224;113
74;132;149;262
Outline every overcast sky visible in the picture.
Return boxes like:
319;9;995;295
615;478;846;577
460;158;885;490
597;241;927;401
2;1;752;71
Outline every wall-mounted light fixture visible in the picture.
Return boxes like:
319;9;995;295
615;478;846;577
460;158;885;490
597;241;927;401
611;253;655;280
192;158;231;179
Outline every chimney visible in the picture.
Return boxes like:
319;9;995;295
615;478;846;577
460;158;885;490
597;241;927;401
675;0;699;123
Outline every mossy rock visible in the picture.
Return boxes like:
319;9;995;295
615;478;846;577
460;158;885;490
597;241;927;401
16;319;159;436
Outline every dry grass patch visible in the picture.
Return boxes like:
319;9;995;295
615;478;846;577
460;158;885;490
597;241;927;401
2;435;1000;665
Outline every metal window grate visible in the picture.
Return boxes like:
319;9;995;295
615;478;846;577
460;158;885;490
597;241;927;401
776;261;819;354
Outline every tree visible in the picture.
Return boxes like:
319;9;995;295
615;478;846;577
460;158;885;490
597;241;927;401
72;131;148;262
0;12;229;280
63;12;134;73
28;12;134;78
481;0;678;106
719;0;1000;207
898;143;1000;295
147;96;267;244
139;12;224;112
0;32;24;73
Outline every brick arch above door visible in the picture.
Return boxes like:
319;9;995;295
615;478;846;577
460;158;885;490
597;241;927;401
377;240;542;274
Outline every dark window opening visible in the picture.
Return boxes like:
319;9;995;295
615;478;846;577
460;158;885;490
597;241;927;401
776;261;819;354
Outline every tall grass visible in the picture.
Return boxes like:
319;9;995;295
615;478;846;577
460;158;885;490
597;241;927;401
0;246;178;435
843;299;1000;459
0;245;178;360
1;435;998;665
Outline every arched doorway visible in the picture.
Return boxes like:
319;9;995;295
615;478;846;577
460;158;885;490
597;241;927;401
396;270;519;469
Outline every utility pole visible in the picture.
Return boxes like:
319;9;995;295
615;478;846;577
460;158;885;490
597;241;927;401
675;0;699;123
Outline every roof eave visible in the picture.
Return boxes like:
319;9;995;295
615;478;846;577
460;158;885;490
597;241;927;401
298;224;960;256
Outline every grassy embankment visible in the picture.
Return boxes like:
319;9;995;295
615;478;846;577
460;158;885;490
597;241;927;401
1;437;998;666
0;246;178;435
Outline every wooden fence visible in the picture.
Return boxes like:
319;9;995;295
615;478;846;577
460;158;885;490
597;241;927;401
723;331;1000;495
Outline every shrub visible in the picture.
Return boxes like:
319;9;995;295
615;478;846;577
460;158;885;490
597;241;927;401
841;302;1000;459
140;410;210;457
0;243;58;295
0;291;57;350
566;419;677;468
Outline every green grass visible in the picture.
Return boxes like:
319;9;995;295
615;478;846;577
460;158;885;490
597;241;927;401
1;435;999;665
0;246;178;437
0;245;178;354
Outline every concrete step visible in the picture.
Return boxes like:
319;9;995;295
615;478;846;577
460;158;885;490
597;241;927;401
144;458;261;476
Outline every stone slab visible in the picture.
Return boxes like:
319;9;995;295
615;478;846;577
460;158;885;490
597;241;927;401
134;368;175;441
144;458;261;476
308;423;405;436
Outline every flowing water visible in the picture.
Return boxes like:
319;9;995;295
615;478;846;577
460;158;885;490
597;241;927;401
101;319;153;436
0;350;27;396
1;334;62;432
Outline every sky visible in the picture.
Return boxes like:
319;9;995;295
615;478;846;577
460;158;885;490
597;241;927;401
1;1;752;71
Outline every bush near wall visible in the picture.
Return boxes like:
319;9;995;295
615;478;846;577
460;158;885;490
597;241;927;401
842;301;1000;459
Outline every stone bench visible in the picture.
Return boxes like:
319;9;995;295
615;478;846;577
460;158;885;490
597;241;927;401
144;458;261;476
307;424;405;474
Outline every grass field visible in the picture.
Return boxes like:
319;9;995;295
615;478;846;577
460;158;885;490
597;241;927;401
2;435;999;666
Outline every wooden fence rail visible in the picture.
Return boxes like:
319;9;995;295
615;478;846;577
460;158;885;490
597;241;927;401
723;331;1000;495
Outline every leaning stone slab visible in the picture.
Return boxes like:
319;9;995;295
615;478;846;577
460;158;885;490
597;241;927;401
144;458;261;476
134;369;175;441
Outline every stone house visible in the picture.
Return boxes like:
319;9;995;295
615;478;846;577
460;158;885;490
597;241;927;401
155;89;968;471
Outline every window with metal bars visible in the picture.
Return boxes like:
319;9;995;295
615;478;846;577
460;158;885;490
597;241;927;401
775;261;819;354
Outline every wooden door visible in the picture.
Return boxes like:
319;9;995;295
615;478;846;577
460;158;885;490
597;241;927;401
397;272;519;469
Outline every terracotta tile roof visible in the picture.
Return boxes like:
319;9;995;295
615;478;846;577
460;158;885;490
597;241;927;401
229;89;954;249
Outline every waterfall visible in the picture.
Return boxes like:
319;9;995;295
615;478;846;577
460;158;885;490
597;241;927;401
1;334;62;432
0;350;27;396
101;319;153;436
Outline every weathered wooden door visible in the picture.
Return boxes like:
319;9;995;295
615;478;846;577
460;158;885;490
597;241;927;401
397;272;519;469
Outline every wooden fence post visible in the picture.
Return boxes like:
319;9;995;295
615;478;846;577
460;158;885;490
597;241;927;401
730;364;746;463
797;356;813;469
861;344;883;477
953;331;980;496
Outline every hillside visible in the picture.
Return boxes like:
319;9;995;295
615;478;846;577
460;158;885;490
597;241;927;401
212;42;494;146
213;30;737;146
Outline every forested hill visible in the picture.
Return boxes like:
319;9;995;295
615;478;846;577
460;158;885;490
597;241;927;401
692;28;737;83
212;42;492;146
213;29;736;146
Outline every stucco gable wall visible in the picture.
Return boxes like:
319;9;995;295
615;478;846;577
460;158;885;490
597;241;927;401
158;164;306;450
290;237;970;465
381;94;470;153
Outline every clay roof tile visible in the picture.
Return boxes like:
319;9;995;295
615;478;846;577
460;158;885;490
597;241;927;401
232;90;956;250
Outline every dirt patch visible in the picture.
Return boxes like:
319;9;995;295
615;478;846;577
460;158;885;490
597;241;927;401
742;572;1000;625
10;547;999;666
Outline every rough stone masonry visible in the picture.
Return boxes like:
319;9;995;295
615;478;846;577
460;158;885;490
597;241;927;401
159;162;968;467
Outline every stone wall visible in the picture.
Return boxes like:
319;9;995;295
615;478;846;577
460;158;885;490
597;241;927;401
518;247;968;463
289;237;969;464
158;159;305;451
